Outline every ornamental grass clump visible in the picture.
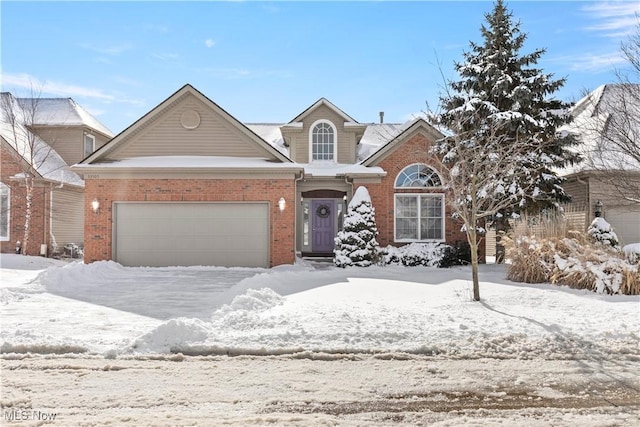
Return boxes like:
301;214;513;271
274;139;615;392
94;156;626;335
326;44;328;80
504;230;639;295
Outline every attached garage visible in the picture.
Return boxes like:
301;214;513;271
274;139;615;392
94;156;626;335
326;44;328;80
114;202;269;267
606;208;640;246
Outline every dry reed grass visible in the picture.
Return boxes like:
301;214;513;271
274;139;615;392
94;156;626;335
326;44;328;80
504;217;639;295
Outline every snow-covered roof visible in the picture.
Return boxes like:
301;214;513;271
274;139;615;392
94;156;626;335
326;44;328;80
558;83;640;176
17;97;113;137
357;123;406;162
1;93;84;186
302;161;385;178
73;156;304;172
245;124;289;156
246;120;426;164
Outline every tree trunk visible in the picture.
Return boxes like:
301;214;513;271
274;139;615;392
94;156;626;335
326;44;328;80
469;228;480;301
22;181;33;256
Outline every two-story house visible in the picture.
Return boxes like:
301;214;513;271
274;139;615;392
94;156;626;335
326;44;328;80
1;93;113;256
73;84;473;267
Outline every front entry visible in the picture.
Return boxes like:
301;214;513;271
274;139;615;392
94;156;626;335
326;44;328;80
311;199;335;253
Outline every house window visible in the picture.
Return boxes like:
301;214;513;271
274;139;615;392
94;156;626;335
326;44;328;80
84;134;96;158
395;194;445;241
395;163;442;188
310;120;336;162
0;183;9;241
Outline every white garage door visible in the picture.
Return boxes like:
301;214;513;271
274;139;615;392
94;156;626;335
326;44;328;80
606;207;640;246
114;203;269;267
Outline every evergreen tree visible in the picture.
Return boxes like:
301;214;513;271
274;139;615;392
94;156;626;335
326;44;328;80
334;186;379;267
435;0;580;265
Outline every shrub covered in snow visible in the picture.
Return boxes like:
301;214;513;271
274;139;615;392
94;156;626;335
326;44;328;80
334;187;379;267
381;242;447;267
587;217;619;248
438;240;472;268
505;233;639;295
623;243;640;264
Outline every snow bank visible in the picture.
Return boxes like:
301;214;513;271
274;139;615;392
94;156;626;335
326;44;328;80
2;256;638;359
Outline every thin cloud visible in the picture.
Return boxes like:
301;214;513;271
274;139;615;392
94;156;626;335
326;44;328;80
552;51;627;72
205;39;216;48
0;72;145;106
582;1;640;37
80;43;133;55
152;52;181;61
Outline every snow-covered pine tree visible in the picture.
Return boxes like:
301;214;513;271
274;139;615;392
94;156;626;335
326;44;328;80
587;217;619;248
334;186;379;267
431;0;580;300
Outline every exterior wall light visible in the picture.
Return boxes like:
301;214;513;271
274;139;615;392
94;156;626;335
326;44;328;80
595;200;603;217
278;197;286;212
91;199;100;213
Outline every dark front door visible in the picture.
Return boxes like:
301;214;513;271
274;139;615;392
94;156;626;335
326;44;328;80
312;199;335;253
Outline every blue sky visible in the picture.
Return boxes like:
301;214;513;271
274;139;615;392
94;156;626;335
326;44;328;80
2;1;638;134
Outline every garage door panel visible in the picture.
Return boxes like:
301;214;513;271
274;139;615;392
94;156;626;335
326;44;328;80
114;203;269;267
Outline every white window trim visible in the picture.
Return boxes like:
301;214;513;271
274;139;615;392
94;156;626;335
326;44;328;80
84;134;96;158
394;193;445;242
0;182;10;241
308;119;337;163
394;163;443;189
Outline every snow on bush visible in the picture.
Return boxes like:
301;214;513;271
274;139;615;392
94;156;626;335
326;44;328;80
505;233;639;295
587;217;619;248
381;242;447;267
623;243;640;264
334;186;379;267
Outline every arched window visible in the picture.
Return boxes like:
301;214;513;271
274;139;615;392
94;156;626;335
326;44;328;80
310;120;336;162
0;182;9;241
394;164;444;241
395;164;442;188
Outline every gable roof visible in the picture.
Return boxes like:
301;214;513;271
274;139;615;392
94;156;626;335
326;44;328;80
360;118;444;166
1;93;84;186
82;84;292;165
559;83;640;176
17;97;113;138
289;97;359;124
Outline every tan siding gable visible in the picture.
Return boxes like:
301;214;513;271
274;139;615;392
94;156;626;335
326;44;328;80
288;105;357;164
31;127;84;166
109;93;277;161
51;188;84;247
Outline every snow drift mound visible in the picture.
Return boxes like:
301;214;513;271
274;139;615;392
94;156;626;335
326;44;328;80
131;318;210;353
38;260;127;292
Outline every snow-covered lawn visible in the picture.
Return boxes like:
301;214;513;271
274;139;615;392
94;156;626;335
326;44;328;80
1;254;639;425
1;254;638;359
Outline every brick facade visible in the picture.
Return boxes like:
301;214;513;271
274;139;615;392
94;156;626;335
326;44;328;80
1;145;49;256
357;132;485;262
83;177;296;267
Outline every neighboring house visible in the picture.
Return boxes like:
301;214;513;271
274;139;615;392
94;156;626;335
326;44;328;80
560;84;640;246
0;93;113;256
73;84;475;268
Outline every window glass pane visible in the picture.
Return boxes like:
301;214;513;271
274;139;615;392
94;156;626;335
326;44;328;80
396;196;417;217
421;218;442;240
0;184;8;239
84;135;95;157
302;202;309;246
396;218;418;239
312;122;334;161
396;164;442;187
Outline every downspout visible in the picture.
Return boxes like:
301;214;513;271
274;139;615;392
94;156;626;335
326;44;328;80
49;173;65;255
294;170;305;256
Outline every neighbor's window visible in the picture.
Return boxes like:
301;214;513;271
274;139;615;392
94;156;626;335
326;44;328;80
0;182;9;241
84;134;96;158
311;121;335;161
395;163;442;188
395;194;444;241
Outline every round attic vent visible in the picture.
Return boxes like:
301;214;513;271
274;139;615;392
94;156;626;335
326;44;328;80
180;110;201;129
